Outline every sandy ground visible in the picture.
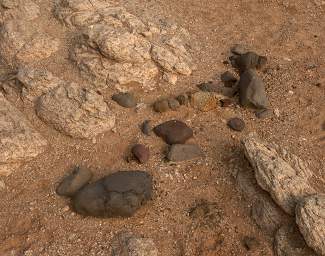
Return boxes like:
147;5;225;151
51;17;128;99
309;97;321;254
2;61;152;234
0;0;324;255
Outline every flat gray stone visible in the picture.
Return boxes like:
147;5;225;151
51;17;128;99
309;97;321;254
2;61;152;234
167;144;204;162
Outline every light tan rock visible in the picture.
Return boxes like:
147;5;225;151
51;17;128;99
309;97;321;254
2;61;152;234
296;194;325;256
242;133;316;215
190;91;224;112
0;94;47;176
36;83;115;139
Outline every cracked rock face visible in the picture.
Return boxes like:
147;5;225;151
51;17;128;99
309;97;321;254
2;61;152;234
242;133;315;215
296;194;325;256
56;0;195;89
0;94;47;176
36;83;115;139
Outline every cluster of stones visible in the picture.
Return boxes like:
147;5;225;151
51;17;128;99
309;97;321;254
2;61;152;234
55;0;195;89
238;133;325;255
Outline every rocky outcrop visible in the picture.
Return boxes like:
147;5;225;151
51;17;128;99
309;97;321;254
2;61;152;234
0;94;47;176
55;0;195;89
242;133;315;215
36;83;115;139
296;194;325;256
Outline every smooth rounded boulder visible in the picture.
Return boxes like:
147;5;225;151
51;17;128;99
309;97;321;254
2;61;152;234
72;171;152;218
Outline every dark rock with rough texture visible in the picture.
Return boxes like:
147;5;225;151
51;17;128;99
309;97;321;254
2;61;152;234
296;194;325;256
274;225;317;256
238;69;269;109
131;144;149;164
220;71;237;87
154;120;193;145
167;144;204;162
73;171;152;217
56;166;93;197
176;94;189;105
233;52;267;72
168;98;180;110
227;117;245;131
153;99;169;113
242;236;260;251
112;93;137;108
141;120;151;136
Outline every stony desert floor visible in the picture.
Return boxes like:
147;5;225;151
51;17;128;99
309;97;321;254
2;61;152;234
0;0;324;255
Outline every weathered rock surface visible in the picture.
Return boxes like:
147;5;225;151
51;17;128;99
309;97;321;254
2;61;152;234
274;225;317;256
238;69;269;109
36;83;115;139
56;167;93;197
167;144;204;162
236;169;291;235
111;232;158;256
296;194;325;256
190;91;223;112
242;133;316;215
17;67;65;102
0;94;47;176
154;120;193;145
55;1;195;89
73;171;152;217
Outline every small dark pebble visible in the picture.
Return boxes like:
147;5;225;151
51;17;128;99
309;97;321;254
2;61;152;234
168;98;181;110
227;117;245;131
255;109;271;119
141;120;152;136
112;92;137;108
131;144;150;164
154;120;193;145
176;94;189;106
242;236;260;251
153;99;169;113
220;98;233;107
220;71;237;87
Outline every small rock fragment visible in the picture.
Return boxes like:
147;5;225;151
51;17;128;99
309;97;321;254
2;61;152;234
141;120;151;136
131;144;150;164
274;225;317;256
112;92;137;108
227;117;245;131
242;133;316;215
167;144;204;162
255;109;271;119
176;94;189;106
154;120;193;144
168;98;180;110
190;91;222;112
56;166;93;197
242;236;260;251
238;69;269;109
73;171;152;217
220;71;237;87
153;99;169;113
296;194;325;256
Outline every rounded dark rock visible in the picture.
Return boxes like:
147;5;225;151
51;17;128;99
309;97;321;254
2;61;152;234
141;120;152;136
112;92;137;108
153;99;169;113
73;171;152;218
132;144;150;164
227;117;245;131
153;120;193;145
176;94;189;106
56;166;93;197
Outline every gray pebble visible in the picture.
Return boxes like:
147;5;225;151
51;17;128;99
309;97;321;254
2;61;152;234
153;99;169;113
227;118;245;131
112;92;137;108
132;144;150;164
141;120;152;136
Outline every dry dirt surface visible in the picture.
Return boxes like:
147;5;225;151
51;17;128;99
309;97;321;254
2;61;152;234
0;0;324;255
